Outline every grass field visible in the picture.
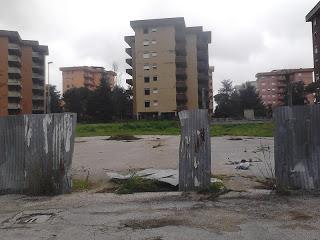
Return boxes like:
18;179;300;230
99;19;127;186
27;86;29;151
76;121;274;137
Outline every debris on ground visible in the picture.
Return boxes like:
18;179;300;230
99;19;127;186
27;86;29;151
152;143;164;148
228;137;243;141
235;162;251;170
105;135;141;141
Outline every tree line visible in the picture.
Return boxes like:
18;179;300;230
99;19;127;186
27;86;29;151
48;77;132;122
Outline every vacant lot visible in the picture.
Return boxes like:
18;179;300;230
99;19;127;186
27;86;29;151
76;121;273;137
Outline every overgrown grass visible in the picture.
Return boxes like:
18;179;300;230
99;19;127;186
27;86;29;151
76;121;274;138
72;179;93;192
115;175;177;194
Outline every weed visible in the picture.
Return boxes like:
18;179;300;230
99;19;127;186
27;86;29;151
115;175;177;194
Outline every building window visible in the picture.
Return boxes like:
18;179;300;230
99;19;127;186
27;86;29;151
143;53;150;59
272;76;275;79
153;76;158;81
151;40;157;44
144;88;150;95
152;64;157;69
271;82;276;85
272;88;276;91
151;28;157;32
262;89;266;92
67;84;70;88
153;100;159;106
144;101;150;108
151;52;157;57
298;73;302;76
144;64;150;70
144;77;150;83
272;95;276;98
262;83;266;86
153;88;158;94
143;28;149;34
143;40;149;46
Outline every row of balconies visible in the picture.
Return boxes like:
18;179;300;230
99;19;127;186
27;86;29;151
32;105;44;111
8;78;21;87
8;43;21;56
8;102;21;110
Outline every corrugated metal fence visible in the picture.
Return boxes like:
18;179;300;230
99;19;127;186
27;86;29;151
0;113;77;195
179;109;211;191
274;105;320;190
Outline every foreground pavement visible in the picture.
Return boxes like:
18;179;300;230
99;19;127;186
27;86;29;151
1;191;319;240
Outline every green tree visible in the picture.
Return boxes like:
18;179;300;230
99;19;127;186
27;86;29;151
48;85;62;113
111;86;132;120
87;75;113;121
239;82;266;116
63;87;91;121
284;81;307;106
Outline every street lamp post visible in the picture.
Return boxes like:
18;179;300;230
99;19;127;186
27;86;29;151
47;61;53;113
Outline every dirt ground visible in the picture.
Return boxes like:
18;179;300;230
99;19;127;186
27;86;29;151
72;136;274;182
1;191;320;240
2;135;319;239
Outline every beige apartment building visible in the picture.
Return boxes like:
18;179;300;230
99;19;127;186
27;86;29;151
125;17;211;119
0;30;48;117
256;68;314;107
60;66;116;93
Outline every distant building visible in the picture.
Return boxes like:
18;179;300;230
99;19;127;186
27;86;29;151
125;17;211;119
306;2;320;102
60;66;116;93
0;30;48;116
255;68;314;107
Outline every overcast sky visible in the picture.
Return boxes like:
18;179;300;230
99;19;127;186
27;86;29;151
0;0;318;95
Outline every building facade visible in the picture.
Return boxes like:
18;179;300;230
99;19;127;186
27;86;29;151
0;30;48;117
208;66;214;117
125;18;211;119
306;2;320;102
256;68;314;107
60;66;116;93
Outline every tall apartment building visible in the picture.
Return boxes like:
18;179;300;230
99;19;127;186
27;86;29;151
125;17;211;119
0;30;48;117
256;68;314;107
306;2;320;102
60;66;116;93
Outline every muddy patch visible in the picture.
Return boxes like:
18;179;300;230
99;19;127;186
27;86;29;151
122;218;185;229
105;135;141;141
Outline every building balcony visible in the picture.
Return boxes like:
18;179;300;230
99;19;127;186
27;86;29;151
8;79;21;87
176;68;187;76
176;93;187;102
124;36;135;47
8;55;21;66
8;67;21;77
32;105;44;111
32;95;44;100
8;43;21;56
32;63;44;72
126;79;133;86
32;84;44;90
8;103;21;110
32;51;43;58
197;61;209;72
125;48;132;57
175;32;185;41
32;73;44;80
198;73;209;82
8;91;21;98
126;58;133;67
176;81;187;89
126;69;133;76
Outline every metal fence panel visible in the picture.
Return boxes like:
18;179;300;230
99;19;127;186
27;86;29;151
179;109;211;191
0;113;76;195
274;105;320;190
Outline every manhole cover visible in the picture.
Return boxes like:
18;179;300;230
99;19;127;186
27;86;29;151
15;213;54;224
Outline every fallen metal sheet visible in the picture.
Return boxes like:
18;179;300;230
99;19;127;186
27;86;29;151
106;168;179;186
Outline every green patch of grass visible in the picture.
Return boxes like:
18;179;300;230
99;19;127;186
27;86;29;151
115;175;177;194
76;121;274;138
72;179;93;192
211;123;274;137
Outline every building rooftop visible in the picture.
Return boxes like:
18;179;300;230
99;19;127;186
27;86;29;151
130;17;185;28
59;66;117;75
306;1;320;22
256;68;314;77
0;30;48;54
